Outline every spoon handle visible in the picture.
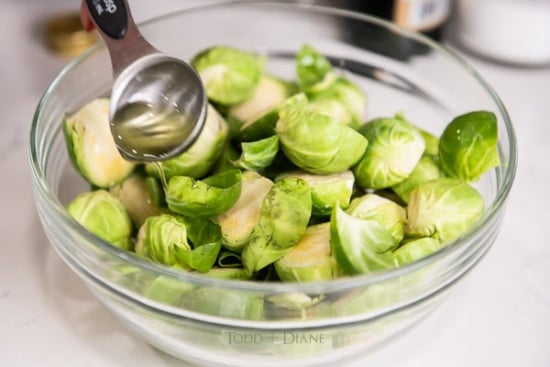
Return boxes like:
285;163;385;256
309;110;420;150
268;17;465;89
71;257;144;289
84;0;157;76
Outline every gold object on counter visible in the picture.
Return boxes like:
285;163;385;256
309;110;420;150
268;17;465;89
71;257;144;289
45;12;97;58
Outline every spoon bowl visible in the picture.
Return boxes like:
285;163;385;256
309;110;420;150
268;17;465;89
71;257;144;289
85;0;206;162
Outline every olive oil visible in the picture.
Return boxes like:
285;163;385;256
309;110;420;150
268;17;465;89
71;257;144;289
111;101;194;161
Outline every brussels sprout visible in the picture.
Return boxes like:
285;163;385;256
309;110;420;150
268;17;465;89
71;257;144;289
63;98;135;188
276;106;368;174
275;223;339;282
330;206;396;275
277;170;355;216
237;92;308;142
145;104;228;179
180;288;264;319
228;74;294;124
354;115;425;189
216;171;273;252
109;174;164;228
231;135;279;171
391;155;444;203
67;190;132;250
393;237;442;266
166;169;242;217
135;214;222;272
191;46;264;105
307;77;366;127
296;44;335;92
406;178;484;244
242;178;312;273
439;110;500;181
135;214;191;266
347;194;406;245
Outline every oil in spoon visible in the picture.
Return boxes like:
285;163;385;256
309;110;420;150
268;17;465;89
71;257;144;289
111;101;194;161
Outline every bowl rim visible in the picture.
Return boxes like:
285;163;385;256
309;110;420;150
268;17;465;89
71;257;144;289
29;0;518;296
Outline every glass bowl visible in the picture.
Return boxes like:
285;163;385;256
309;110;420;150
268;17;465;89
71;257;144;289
29;2;517;366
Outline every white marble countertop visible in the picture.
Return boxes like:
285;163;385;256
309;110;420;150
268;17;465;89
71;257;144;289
1;1;549;366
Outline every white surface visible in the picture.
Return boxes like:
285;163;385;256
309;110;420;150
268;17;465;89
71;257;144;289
453;0;550;64
1;1;549;366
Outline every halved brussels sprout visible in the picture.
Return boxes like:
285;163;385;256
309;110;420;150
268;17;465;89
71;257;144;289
67;190;132;250
276;106;368;174
439;110;500;181
63;98;135;188
231;135;279;171
275;223;339;282
354;115;425;189
228;74;294;124
216;171;273;252
191;46;265;105
237;92;308;142
242;177;312;273
391;155;444;203
277;170;354;215
393;237;442;266
109;174;164;228
406;178;484;244
166;169;242;217
330;206;396;275
135;214;191;266
145;104;228;179
347;193;406;245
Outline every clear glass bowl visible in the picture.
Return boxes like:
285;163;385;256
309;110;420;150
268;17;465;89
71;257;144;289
29;2;517;366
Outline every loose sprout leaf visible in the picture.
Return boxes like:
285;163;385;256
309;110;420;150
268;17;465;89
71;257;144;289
438;110;500;181
180;288;264;319
330;206;396;275
231;135;279;171
166;169;242;217
67;190;133;250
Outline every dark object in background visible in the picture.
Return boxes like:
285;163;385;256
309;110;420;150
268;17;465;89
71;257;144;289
315;0;453;60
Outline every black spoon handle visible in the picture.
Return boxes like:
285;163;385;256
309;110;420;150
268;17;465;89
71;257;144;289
84;0;157;76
